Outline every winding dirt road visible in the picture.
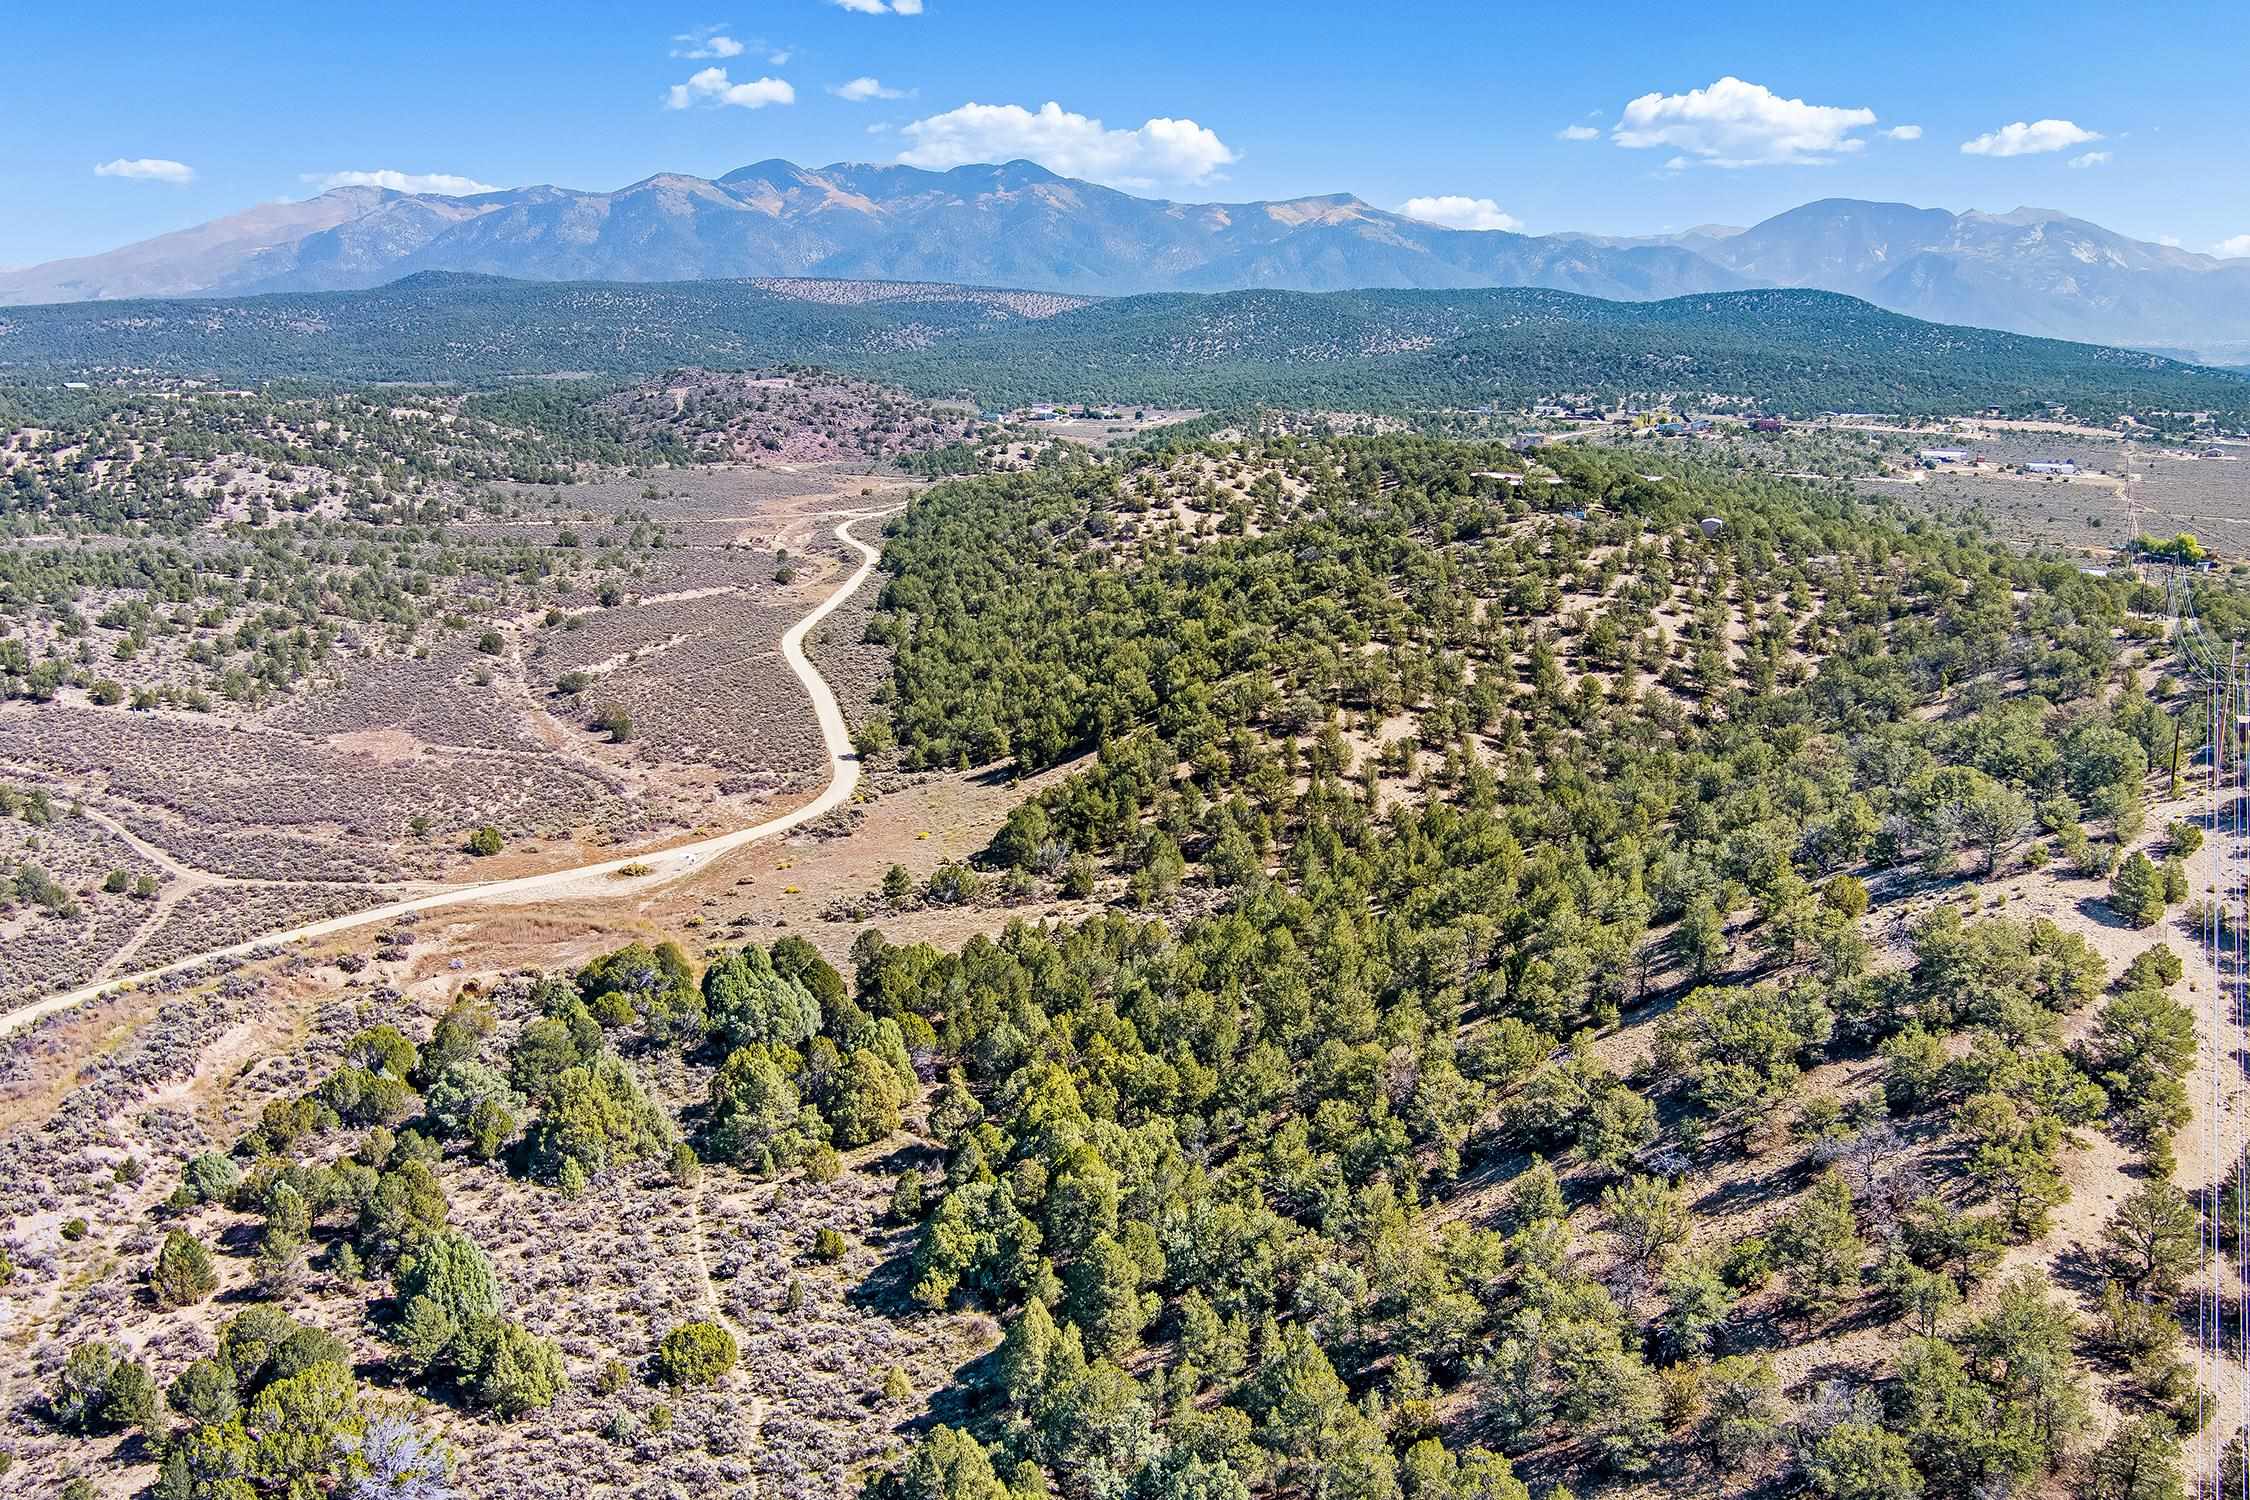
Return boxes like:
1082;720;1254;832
3;510;893;1038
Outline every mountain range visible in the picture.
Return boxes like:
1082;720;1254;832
7;159;2250;361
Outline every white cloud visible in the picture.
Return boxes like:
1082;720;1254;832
673;28;791;63
311;169;499;196
2157;235;2182;247
2219;234;2250;259
665;67;795;110
2067;150;2111;168
830;0;919;11
1556;125;1600;142
898;100;1237;186
94;157;195;184
1883;124;1923;141
1612;76;1878;167
1960;118;2101;156
672;28;745;59
832;76;908;102
1399;196;1522;232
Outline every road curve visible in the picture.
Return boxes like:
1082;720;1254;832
3;510;894;1038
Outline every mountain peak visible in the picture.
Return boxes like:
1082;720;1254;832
1762;197;1954;224
619;171;733;194
719;160;818;188
1259;193;1380;229
944;159;1071;192
1962;205;2073;227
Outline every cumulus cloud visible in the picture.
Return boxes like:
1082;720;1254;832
1960;118;2101;156
1399;196;1522;232
1556;125;1600;142
94;157;195;184
898;100;1236;186
832;76;908;102
672;28;744;58
665;67;795;110
831;0;920;12
2219;234;2250;259
311;169;499;195
1883;124;1923;141
1612;77;1877;167
2067;150;2111;168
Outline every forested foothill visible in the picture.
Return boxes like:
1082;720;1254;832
4;273;2247;424
828;431;2224;1500
1;404;2235;1500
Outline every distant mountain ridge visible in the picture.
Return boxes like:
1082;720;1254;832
0;161;1736;309
6;161;2249;356
1679;199;2250;352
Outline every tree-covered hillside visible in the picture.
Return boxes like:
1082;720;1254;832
3;274;2244;424
880;287;2250;420
2;426;2228;1500
832;434;2209;1500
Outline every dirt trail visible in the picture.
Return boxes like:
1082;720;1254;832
686;1183;768;1496
2;509;896;1038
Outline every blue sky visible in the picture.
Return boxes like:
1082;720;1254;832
7;0;2246;267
